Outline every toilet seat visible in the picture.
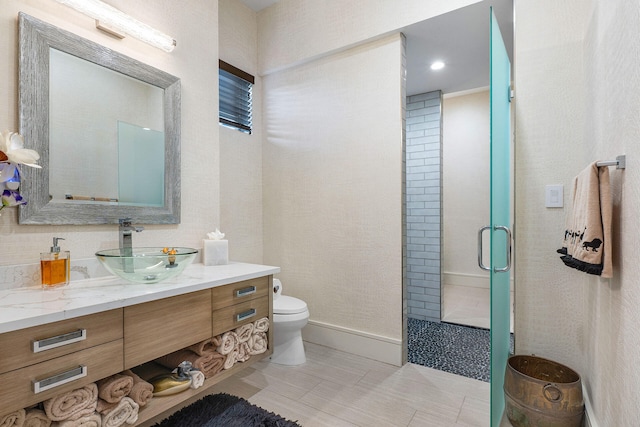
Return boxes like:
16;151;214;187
273;295;308;315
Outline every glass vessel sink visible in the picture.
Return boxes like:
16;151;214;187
96;247;198;284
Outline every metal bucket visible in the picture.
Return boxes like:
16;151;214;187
504;355;584;427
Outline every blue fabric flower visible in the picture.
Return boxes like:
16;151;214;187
0;189;27;212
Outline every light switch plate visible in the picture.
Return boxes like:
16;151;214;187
545;185;563;208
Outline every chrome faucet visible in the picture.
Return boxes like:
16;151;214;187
119;219;144;274
119;218;144;252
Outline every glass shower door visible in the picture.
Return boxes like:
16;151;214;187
489;7;512;427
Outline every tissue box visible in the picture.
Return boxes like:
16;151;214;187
203;239;228;266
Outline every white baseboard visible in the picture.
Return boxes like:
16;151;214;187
582;384;598;427
302;319;403;366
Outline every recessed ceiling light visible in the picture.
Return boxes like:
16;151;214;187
430;61;445;70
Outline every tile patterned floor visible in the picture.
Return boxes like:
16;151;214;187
208;342;495;426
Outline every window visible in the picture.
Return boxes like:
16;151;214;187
219;60;254;134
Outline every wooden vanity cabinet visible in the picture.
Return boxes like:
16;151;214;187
211;276;270;310
211;276;271;336
0;309;122;373
0;310;124;416
124;290;212;369
136;277;273;426
0;275;273;424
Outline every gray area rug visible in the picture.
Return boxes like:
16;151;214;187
154;393;301;427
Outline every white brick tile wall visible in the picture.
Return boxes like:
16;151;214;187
405;90;442;322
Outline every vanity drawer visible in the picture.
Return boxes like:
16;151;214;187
0;309;123;374
211;276;270;310
124;290;212;368
212;296;269;337
0;339;123;418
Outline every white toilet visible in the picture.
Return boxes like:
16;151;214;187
271;278;309;365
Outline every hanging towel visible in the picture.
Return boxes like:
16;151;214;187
557;162;612;277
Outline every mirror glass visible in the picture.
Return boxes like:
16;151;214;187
18;13;181;224
49;48;166;207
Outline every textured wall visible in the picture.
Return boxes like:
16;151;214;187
257;0;481;75
219;0;263;264
262;34;405;340
442;90;490;283
0;1;219;277
406;91;442;322
515;0;640;424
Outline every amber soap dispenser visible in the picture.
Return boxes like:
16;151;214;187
41;237;70;288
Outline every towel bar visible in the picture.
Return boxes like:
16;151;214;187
596;155;626;169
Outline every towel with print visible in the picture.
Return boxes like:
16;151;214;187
557;162;612;278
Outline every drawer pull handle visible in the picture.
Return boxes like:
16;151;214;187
32;329;87;353
32;365;87;394
236;308;257;322
236;286;257;297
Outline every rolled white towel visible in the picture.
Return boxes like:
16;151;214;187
249;332;268;355
96;374;133;404
187;338;215;356
253;317;269;333
235;323;254;343
223;349;238;370
216;331;238;355
189;370;205;389
101;397;138;427
0;409;25;427
24;409;50;427
236;341;251;362
43;383;98;422
53;413;101;427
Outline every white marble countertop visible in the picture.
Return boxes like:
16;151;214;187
0;262;280;334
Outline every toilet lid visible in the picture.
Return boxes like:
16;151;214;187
273;295;308;314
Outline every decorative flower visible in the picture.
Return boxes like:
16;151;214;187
0;130;41;168
0;130;41;216
0;189;26;215
0;162;19;186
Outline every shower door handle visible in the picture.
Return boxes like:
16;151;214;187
494;225;512;273
478;225;512;273
478;226;491;271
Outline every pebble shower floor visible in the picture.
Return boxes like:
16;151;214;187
407;318;513;382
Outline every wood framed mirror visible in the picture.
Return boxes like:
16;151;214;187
18;12;181;225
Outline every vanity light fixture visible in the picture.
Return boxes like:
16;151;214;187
430;61;445;70
53;0;177;52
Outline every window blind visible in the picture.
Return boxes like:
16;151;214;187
219;60;254;134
